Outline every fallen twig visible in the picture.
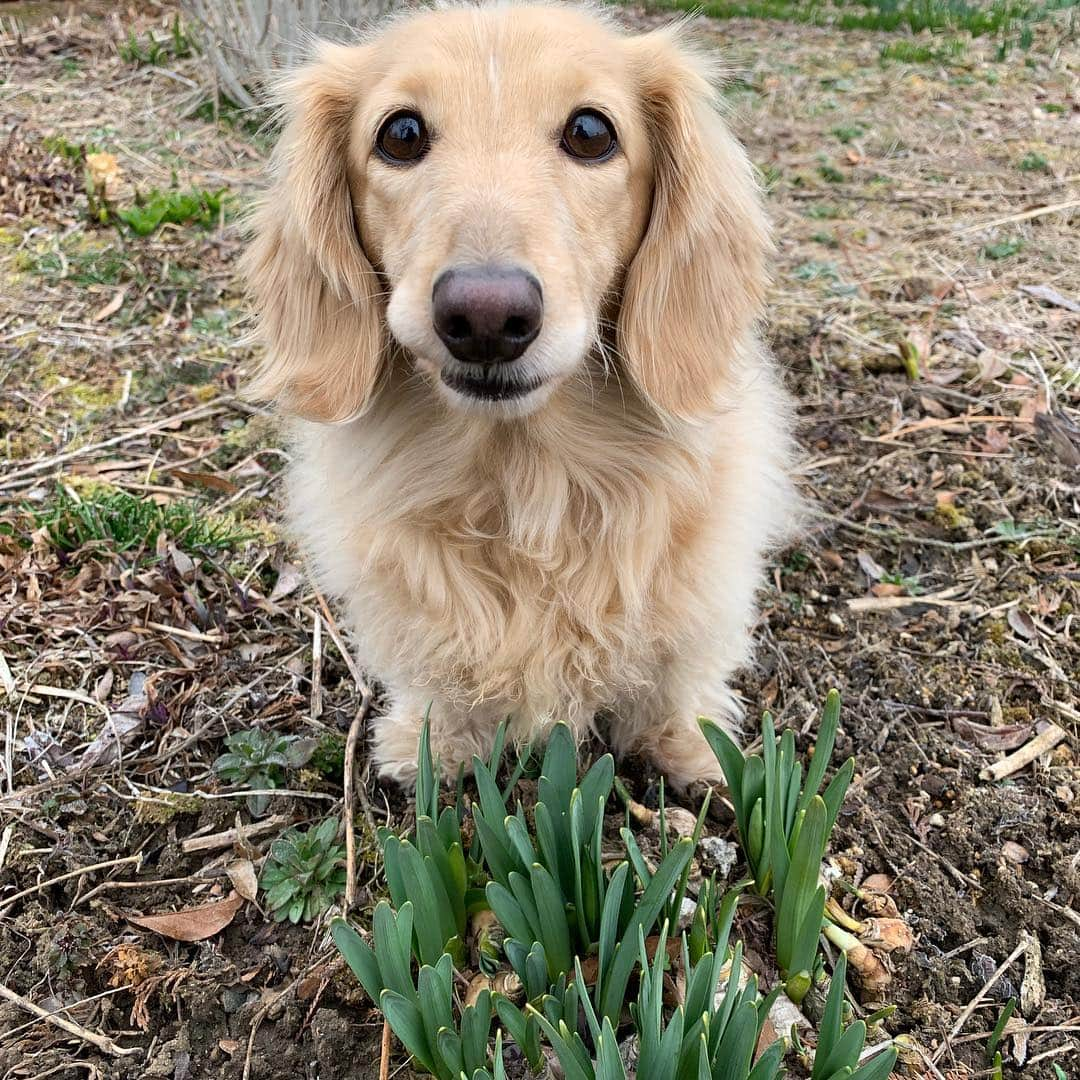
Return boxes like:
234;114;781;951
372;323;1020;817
931;938;1027;1066
181;814;294;854
379;1017;392;1080
1;853;142;914
980;723;1068;782
344;685;374;911
0;979;138;1057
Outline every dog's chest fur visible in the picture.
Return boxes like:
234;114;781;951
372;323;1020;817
287;393;712;716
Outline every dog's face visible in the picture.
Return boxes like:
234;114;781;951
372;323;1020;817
244;5;769;423
360;7;651;415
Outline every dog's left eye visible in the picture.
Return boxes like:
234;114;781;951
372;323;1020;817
376;110;430;164
561;109;617;162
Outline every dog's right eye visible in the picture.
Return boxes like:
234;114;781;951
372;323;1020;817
376;110;429;164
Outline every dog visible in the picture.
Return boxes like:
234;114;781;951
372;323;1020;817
242;2;796;787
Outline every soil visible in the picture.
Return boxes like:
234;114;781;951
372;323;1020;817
0;2;1077;1079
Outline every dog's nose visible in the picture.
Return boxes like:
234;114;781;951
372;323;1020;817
432;266;543;364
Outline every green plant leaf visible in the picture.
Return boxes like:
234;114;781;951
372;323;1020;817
486;881;534;949
776;796;827;975
848;1048;899;1080
380;989;437;1076
531;863;573;981
330;918;382;1003
699;719;746;828
799;688;841;815
460;990;492;1074
598;837;693;1025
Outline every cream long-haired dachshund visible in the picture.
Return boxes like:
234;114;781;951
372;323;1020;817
243;2;797;787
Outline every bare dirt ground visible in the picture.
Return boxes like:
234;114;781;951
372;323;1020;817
1;2;1078;1078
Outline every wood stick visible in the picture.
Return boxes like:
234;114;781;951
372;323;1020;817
0;980;138;1057
180;814;293;854
980;723;1068;781
1;853;142;913
379;1018;392;1080
931;938;1027;1065
344;685;374;911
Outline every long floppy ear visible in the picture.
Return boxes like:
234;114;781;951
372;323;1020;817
619;26;772;420
241;43;383;423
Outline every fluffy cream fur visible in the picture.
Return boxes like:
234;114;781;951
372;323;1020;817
243;3;797;786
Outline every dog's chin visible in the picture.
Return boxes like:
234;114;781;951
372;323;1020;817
436;366;557;417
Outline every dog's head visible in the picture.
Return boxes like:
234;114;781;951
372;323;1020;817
244;4;770;422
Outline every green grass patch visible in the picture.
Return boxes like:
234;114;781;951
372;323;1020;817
818;163;846;183
805;203;845;219
25;243;132;286
831;123;865;143
30;486;250;556
119;15;194;67
983;237;1024;259
879;37;967;62
117;187;229;236
646;0;1079;39
1018;151;1049;171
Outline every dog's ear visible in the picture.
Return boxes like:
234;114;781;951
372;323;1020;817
242;44;383;423
619;27;771;420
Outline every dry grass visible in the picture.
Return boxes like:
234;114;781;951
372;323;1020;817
0;2;1078;1078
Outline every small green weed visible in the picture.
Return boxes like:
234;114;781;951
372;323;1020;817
818;163;846;184
27;243;130;286
214;728;317;816
117;187;229;236
31;486;249;558
812;230;840;247
794;259;841;282
880;38;966;63
806;203;843;219
983;238;1024;259
41;133;98;164
1018;151;1049;171
261;819;347;923
119;16;193;66
831;124;864;143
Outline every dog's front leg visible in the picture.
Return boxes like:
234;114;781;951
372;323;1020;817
371;687;502;785
611;658;743;790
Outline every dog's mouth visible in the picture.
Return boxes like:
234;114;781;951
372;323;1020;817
440;367;545;401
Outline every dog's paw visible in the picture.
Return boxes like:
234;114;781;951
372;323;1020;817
375;753;419;787
648;725;728;793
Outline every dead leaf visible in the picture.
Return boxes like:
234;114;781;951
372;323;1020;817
79;671;149;769
92;287;127;323
919;394;950;419
1020;283;1080;314
1002;841;1029;864
1034;411;1080;468
952;718;1033;752
856;550;886;582
169;545;195;582
870;582;906;597
226;860;259;902
126;891;244;942
979;425;1011;454
860;488;916;514
219;1039;240;1055
270;563;303;602
1007;607;1038;640
170;469;240;495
